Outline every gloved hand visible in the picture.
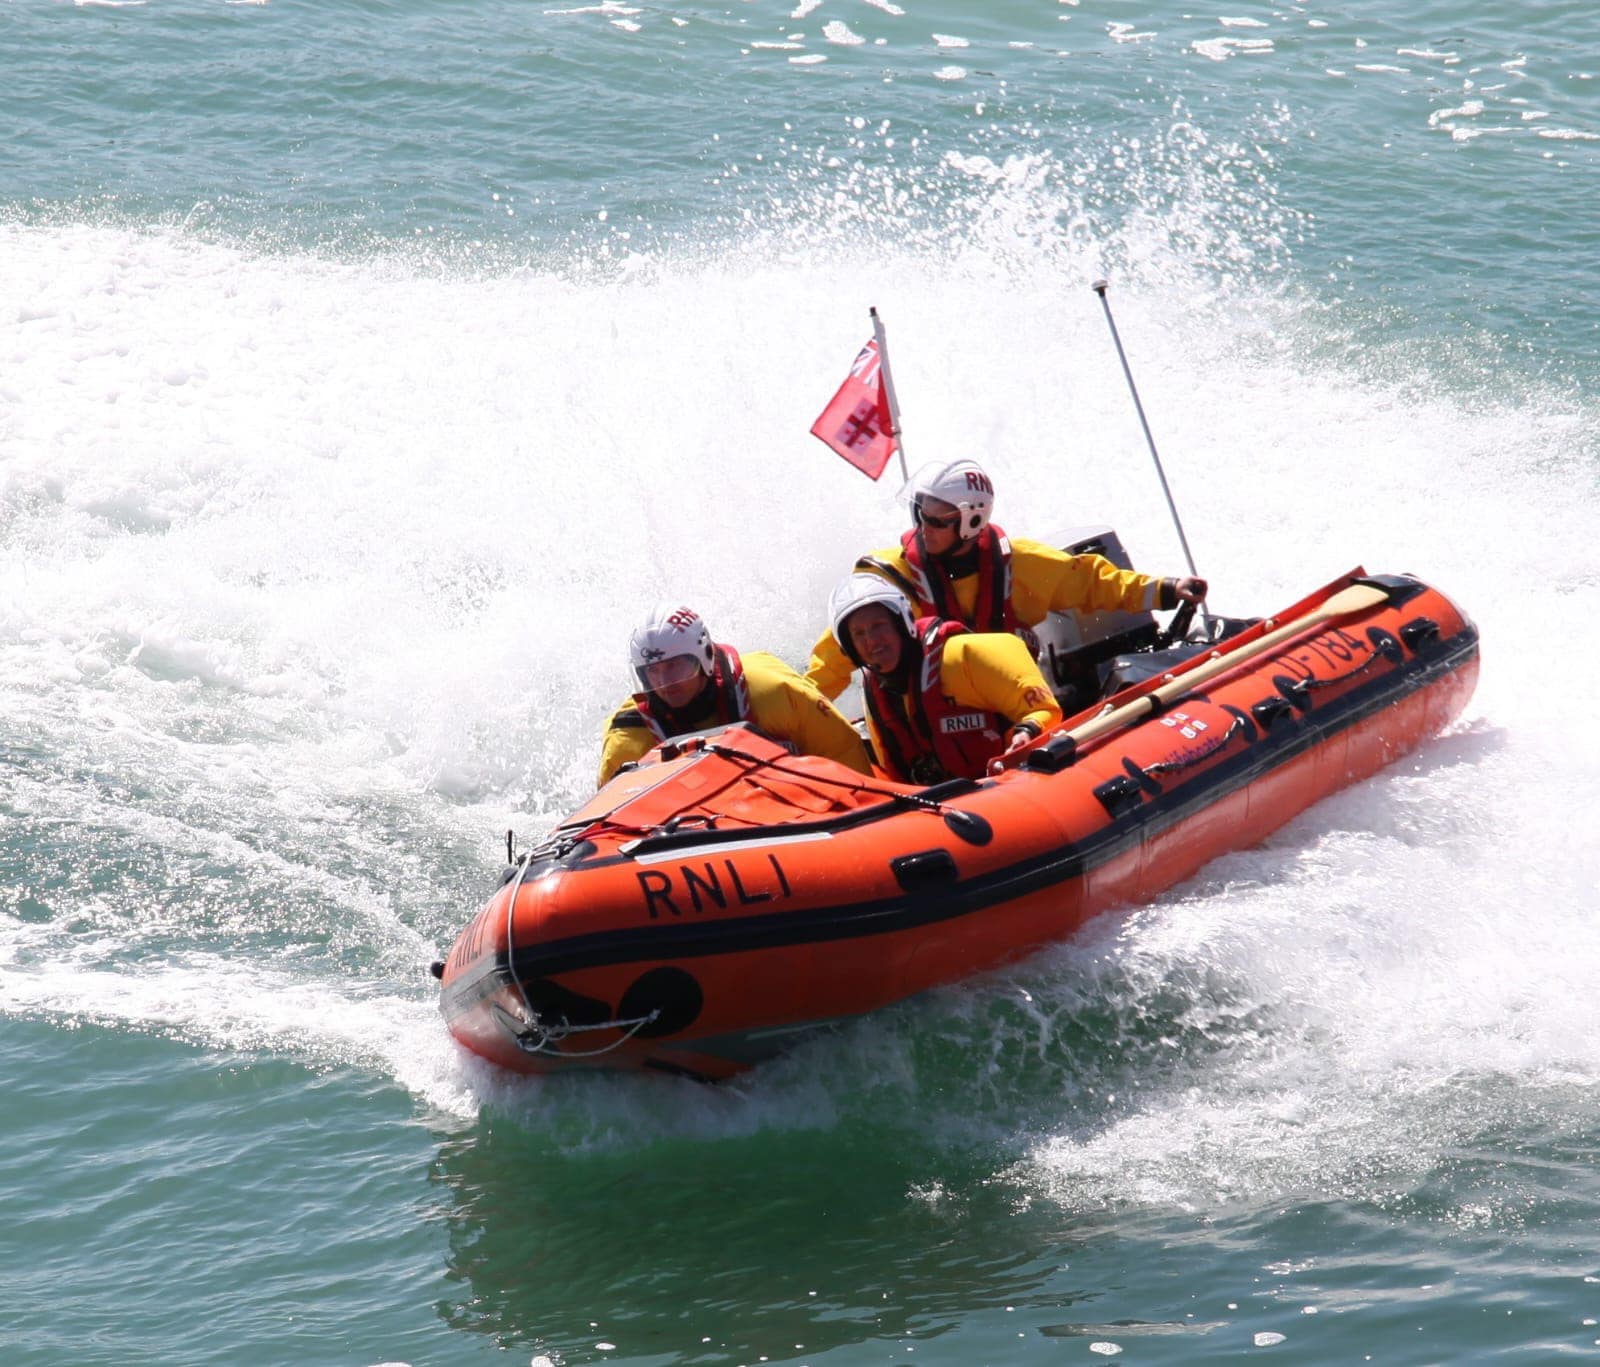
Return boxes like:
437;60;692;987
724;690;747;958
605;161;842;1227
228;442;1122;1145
1003;721;1042;754
1169;576;1208;605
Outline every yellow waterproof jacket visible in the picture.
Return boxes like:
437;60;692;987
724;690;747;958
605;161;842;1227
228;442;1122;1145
863;631;1064;782
598;649;872;787
807;535;1168;700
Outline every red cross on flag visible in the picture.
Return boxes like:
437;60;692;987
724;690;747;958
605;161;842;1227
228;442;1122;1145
810;337;898;480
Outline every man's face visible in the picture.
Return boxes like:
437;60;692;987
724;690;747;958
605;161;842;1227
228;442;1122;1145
643;655;706;709
847;604;905;675
914;496;963;557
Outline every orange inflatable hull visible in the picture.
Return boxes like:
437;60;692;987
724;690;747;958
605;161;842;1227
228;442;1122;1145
439;571;1478;1081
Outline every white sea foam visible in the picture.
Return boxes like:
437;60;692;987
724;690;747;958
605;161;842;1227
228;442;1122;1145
1194;37;1275;61
823;21;864;46
1429;100;1485;124
543;1;640;14
3;944;479;1116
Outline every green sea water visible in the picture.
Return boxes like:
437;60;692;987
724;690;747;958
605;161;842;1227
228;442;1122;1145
4;1;1600;1363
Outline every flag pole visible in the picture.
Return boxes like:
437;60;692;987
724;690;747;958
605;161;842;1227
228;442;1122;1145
869;306;910;483
1090;279;1211;635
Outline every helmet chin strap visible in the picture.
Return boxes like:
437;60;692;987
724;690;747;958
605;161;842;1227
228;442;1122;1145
876;622;916;692
879;657;914;693
654;675;715;726
941;539;981;572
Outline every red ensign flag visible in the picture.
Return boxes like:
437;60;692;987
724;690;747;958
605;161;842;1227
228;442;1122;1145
810;338;898;480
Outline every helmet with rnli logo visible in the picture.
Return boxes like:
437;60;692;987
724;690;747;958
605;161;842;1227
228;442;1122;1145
828;573;917;665
903;458;995;540
629;602;715;692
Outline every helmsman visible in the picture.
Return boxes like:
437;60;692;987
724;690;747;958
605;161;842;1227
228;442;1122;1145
806;458;1207;700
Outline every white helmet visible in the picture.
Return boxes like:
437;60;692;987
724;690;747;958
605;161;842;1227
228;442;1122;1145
828;573;917;663
903;458;995;540
629;602;715;691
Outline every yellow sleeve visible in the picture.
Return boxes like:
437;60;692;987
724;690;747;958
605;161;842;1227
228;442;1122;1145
853;547;926;608
941;634;1064;734
1010;539;1165;621
805;545;924;700
804;627;857;702
746;654;873;775
597;699;656;787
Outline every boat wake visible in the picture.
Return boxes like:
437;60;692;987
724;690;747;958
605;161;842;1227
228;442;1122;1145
2;129;1598;1206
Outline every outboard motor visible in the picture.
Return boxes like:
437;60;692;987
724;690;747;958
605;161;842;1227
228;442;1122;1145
1030;527;1161;712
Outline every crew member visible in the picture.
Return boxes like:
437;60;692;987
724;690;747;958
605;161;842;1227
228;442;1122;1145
598;602;872;787
806;458;1208;700
827;574;1064;786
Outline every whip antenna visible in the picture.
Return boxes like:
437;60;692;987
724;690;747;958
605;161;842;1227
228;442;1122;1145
1091;279;1211;635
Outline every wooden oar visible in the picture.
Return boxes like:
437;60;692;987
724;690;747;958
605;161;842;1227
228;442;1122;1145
1057;581;1391;754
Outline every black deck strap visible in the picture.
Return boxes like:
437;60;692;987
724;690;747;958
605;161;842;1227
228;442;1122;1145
1217;703;1261;745
1123;755;1165;796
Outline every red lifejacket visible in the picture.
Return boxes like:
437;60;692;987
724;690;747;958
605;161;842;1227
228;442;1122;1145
632;644;751;742
863;618;1007;785
898;523;1019;635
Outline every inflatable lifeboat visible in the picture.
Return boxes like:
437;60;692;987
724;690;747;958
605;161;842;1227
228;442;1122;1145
437;554;1478;1082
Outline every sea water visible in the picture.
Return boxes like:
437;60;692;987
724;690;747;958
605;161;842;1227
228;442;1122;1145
3;1;1599;1363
